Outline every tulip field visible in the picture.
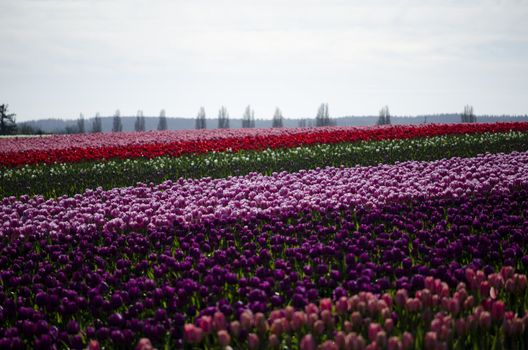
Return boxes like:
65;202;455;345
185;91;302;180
1;123;528;350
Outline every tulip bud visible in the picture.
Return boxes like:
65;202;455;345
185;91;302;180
184;324;204;344
424;332;437;350
336;297;348;315
66;320;80;335
463;296;475;310
500;266;514;280
387;336;401;350
290;311;305;331
268;334;280;348
285;306;295;320
300;334;316;350
135;339;153;350
229;321;241;338
491;301;505;321
503;319;513;336
308;313;318;328
368;323;382;342
447;298;460;315
198;316;213;334
402;332;414;350
376;331;387;348
384;318;394;333
455;318;467;336
270;319;283;336
395;289;408;308
512;317;525;335
335;331;346;349
218;330;231;347
320;340;339;350
320;298;333;312
367;300;378;317
247;333;260;349
405;298;421;313
355;335;367;350
365;341;378;350
357;301;367;315
488;273;503;289
87;340;101;350
255;313;268;334
380;307;391;320
240;311;254;330
313;320;325;335
305;303;319;315
349;295;360;310
381;293;393;309
425;276;435;291
343;321;353;334
514;274;527;294
479;311;492;330
213;312;227;331
465;269;475;287
480;281;490;298
351;311;362;329
321;309;333;327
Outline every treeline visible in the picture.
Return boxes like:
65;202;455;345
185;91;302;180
3;103;527;136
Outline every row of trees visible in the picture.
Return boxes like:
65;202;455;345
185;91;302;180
0;104;481;136
77;103;476;132
195;103;329;130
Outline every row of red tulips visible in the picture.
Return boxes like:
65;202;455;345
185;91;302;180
2;123;528;167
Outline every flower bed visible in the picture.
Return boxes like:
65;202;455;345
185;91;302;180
2;131;528;198
1;123;528;167
1;152;527;348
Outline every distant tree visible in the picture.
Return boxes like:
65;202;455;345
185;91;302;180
158;109;168;130
298;119;307;128
134;110;146;132
242;105;255;128
461;105;476;123
17;123;43;135
92;113;102;133
272;108;284;128
77;113;85;133
195;107;207;129
377;106;391;125
315;103;331;127
64;124;78;134
112;109;123;132
217;106;230;129
0;104;17;135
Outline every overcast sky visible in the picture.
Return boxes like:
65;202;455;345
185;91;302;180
1;0;527;121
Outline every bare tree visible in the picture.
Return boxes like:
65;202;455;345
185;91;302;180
112;110;123;132
461;105;476;123
217;106;230;129
77;113;85;134
92;113;102;133
157;109;168;130
0;104;17;135
195;107;207;129
315;103;331;127
377;106;391;125
134;110;146;132
272;107;284;128
242;105;255;128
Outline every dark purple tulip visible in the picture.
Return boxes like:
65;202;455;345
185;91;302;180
108;313;125;328
96;327;110;340
111;330;125;345
66;320;80;335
